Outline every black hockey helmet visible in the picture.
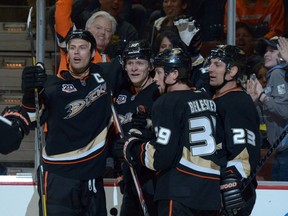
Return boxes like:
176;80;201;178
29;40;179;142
122;40;154;64
66;29;96;53
154;48;192;81
154;48;191;72
207;45;246;73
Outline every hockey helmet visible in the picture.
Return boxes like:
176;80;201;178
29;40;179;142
154;48;192;81
66;29;96;53
154;48;191;72
208;45;245;70
122;40;154;63
207;45;247;82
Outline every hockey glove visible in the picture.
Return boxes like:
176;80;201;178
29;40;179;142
129;105;154;141
131;105;152;130
2;105;31;136
21;63;46;108
22;62;47;91
128;127;155;142
123;137;142;166
0;117;23;154
220;172;244;216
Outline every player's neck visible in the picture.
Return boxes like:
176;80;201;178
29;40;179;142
70;69;89;80
215;81;237;96
168;82;190;92
134;77;153;93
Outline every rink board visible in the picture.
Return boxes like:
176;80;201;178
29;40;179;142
0;176;288;216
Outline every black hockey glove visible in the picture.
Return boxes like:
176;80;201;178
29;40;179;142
1;105;31;136
173;15;202;57
0;117;23;154
128;127;155;142
131;105;152;130
220;172;244;216
22;62;47;91
123;136;143;166
21;63;46;108
129;105;154;141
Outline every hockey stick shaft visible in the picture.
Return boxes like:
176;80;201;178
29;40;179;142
110;101;150;216
27;7;47;216
242;126;288;191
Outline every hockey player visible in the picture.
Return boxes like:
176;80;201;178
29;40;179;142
123;48;221;216
112;40;160;216
21;29;123;215
0;106;30;154
207;45;261;215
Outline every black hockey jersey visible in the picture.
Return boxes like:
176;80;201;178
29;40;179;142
131;90;221;210
213;87;261;178
23;61;123;180
114;82;160;133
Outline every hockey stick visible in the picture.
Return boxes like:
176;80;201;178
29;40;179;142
27;7;47;216
242;125;288;190
110;99;150;216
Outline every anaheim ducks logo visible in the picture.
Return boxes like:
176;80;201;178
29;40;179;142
64;84;107;119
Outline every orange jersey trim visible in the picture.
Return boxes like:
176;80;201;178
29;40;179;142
213;87;243;100
176;167;220;181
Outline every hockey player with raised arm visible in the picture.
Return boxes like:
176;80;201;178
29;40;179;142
0;106;30;154
123;48;221;216
20;29;124;215
206;45;261;216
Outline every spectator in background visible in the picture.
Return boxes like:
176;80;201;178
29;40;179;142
246;55;269;148
72;0;139;58
278;36;288;63
236;22;256;56
148;0;192;46
153;17;212;95
53;0;117;73
224;0;285;39
247;36;288;181
153;30;183;53
246;55;268;88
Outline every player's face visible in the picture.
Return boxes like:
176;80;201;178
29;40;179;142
154;66;166;94
67;39;94;74
87;16;113;52
159;36;173;52
208;58;227;87
264;47;280;69
125;59;151;88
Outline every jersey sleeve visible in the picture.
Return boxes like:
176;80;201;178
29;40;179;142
131;95;183;171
